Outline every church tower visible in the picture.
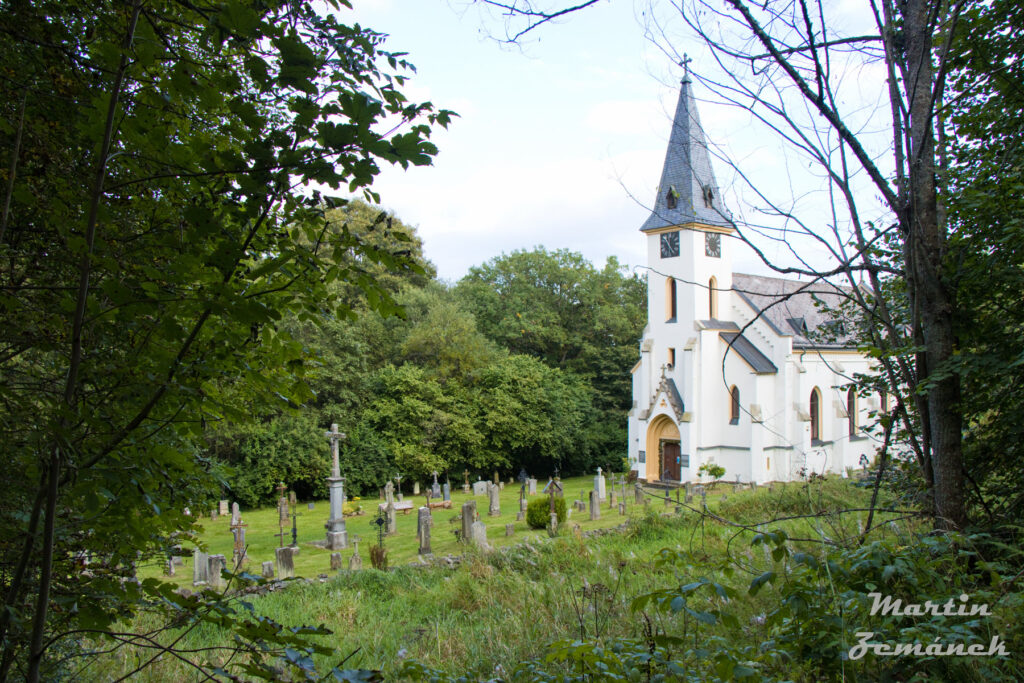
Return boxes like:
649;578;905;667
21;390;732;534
629;66;736;483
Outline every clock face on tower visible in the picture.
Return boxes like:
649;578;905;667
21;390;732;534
705;232;721;258
660;231;680;258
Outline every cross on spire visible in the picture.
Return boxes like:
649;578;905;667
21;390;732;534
680;53;692;82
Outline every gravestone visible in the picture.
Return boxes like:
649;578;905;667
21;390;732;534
493;471;499;484
230;515;248;566
385;501;397;535
413;481;420;496
384;480;395;505
505;523;514;537
460;500;477;542
685;481;693;496
470;521;489;549
192;549;209;585
276;547;295;579
349;549;363;571
219;500;229;516
549;512;558;533
230;502;240;525
487;483;501;516
166;558;175;577
210;509;217;521
330;552;343;570
324;424;349;550
609;489;617;509
589;490;600;521
594;467;607;502
527;478;537;495
442;482;451;502
516;510;524;521
261;561;274;579
472;480;488;496
618;502;626;515
277;482;289;525
463;469;471;494
417;507;432;555
685;493;693;504
208;554;226;590
664;493;671;507
520;497;528;512
634;483;644;504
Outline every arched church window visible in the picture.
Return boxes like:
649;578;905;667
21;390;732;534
729;385;740;425
847;387;857;436
708;276;718;319
666;277;677;321
810;387;821;442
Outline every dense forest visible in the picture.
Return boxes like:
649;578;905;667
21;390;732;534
205;200;647;505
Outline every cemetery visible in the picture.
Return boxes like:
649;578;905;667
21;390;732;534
150;467;651;587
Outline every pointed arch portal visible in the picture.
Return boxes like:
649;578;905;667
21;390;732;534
645;415;681;482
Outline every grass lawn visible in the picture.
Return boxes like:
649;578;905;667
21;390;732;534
141;474;644;586
97;475;915;681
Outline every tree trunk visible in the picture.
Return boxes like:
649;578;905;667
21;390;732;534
900;0;965;529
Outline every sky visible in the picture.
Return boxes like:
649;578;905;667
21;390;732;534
338;0;890;284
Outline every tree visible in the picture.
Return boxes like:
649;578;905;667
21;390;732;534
473;0;973;528
455;248;646;466
0;0;451;678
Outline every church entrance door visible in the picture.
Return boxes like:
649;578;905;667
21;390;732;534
661;440;681;481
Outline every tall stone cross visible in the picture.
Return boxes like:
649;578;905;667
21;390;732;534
324;423;346;479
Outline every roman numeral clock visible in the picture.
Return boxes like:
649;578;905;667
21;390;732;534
660;230;680;258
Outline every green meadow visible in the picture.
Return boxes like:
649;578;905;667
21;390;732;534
91;475;926;681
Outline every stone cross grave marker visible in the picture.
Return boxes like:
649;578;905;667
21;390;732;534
463;469;471;493
394;473;404;502
384;480;395;505
349;535;363;570
324;425;349;550
594;467;607;502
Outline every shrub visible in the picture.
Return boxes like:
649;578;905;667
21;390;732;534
526;496;567;529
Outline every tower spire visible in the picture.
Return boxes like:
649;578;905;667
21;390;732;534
641;64;731;232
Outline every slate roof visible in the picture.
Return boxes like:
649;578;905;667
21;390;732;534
641;76;732;232
720;332;778;374
731;273;858;349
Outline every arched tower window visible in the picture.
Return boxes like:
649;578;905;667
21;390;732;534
708;276;718;319
666;277;677;321
810;387;821;442
666;186;678;210
729;385;740;425
847;387;858;436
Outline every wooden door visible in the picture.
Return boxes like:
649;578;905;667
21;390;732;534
662;440;681;481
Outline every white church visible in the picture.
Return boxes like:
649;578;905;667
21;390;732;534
627;72;881;485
